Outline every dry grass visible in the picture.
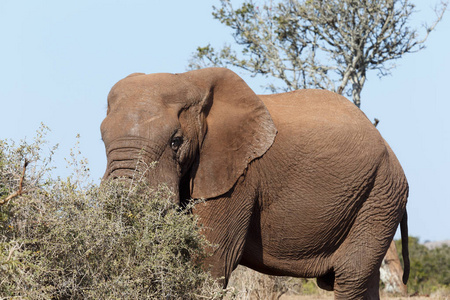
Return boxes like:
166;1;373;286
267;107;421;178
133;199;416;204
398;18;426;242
226;266;333;300
226;266;449;300
281;297;435;300
280;297;445;300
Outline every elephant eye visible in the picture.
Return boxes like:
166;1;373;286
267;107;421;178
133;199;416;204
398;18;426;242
170;136;183;151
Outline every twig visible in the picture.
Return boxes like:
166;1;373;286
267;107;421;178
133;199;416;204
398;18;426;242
0;159;30;206
6;243;22;262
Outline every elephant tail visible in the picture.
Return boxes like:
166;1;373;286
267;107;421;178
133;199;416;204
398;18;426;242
400;209;410;284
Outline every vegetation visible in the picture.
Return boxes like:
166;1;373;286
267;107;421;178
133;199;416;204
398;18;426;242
190;0;448;107
227;265;332;299
396;237;450;296
0;125;220;299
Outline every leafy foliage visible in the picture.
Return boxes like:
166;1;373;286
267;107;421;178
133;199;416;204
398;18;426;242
0;126;220;299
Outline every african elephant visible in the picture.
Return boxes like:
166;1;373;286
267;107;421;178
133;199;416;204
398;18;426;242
101;67;409;299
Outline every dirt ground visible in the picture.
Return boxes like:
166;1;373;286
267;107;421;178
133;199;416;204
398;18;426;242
280;296;444;300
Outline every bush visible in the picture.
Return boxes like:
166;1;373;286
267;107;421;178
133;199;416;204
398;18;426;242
396;237;450;296
1;126;219;299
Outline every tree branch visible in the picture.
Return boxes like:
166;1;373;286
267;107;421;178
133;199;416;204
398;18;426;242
0;159;30;206
190;0;448;104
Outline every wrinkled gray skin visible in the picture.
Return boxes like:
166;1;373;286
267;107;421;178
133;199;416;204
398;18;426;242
101;68;409;300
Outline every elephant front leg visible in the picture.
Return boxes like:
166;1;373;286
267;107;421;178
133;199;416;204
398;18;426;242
193;195;255;288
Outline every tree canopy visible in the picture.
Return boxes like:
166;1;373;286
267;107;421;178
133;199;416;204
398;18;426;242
190;0;448;107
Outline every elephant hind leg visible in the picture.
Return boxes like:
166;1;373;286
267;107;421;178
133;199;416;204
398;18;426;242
332;238;385;299
333;264;381;300
317;271;335;291
331;203;395;299
331;163;407;299
332;208;403;298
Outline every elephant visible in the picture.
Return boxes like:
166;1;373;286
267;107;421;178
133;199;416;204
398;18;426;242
101;67;409;299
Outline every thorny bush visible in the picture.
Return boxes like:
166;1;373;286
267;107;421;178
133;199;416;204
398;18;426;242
0;125;221;299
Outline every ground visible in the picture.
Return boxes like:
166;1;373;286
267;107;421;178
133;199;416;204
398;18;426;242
280;296;442;300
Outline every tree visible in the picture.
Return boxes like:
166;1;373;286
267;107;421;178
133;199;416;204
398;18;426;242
189;0;448;108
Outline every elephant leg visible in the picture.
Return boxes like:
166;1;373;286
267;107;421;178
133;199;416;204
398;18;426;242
193;193;255;288
332;228;387;299
332;193;404;299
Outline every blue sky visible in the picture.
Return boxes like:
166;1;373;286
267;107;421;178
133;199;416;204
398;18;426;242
1;1;449;242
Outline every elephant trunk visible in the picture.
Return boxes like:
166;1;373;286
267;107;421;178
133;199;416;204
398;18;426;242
103;138;181;205
103;148;149;181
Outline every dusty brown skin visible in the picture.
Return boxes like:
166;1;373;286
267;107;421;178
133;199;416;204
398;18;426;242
101;68;409;300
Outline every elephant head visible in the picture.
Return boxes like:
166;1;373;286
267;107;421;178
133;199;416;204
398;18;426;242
101;68;277;203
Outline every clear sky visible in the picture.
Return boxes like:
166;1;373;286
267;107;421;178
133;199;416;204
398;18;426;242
1;1;449;242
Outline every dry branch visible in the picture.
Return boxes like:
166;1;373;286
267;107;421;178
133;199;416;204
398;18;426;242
0;159;30;206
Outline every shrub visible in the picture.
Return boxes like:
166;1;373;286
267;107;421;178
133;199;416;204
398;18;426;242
1;126;219;299
396;237;450;296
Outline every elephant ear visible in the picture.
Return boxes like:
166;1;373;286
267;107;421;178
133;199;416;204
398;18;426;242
182;68;277;199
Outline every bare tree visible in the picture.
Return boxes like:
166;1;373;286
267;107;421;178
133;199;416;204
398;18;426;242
189;0;448;107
